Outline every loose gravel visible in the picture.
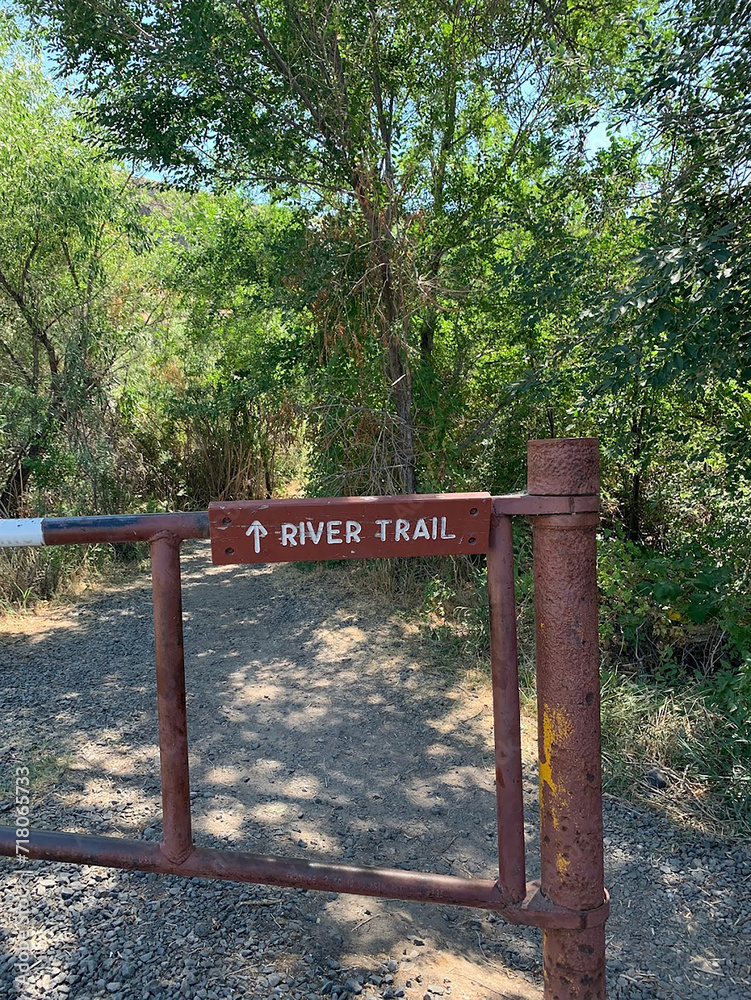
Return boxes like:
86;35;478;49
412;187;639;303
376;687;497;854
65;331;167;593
0;544;749;1000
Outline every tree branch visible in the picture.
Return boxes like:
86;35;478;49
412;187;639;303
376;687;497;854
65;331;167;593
0;338;33;388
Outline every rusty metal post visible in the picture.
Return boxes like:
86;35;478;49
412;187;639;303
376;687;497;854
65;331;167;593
150;532;193;864
528;439;606;1000
487;512;526;902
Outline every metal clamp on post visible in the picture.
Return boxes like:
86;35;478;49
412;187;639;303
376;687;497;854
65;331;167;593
495;881;610;931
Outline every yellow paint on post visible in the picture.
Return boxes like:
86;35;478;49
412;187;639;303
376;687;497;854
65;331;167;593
538;704;572;829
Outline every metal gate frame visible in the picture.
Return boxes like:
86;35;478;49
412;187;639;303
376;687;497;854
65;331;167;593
0;438;608;1000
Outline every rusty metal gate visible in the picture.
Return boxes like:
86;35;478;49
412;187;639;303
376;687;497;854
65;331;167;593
0;437;608;1000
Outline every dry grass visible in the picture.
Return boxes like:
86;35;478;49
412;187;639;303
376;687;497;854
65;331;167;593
375;561;751;839
0;544;149;615
598;670;751;837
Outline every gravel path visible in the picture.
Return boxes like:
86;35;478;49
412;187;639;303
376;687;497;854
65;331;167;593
0;543;749;1000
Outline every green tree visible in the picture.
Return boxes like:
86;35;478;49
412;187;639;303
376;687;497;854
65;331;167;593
26;0;636;493
565;0;751;539
0;41;147;515
122;191;306;506
601;0;751;441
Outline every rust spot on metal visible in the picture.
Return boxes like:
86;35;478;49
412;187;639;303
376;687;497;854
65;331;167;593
527;439;600;497
529;437;606;999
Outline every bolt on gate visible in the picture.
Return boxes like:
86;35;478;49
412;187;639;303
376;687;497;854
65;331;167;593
0;438;608;1000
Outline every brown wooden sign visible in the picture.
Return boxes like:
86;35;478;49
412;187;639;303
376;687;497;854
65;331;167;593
209;493;491;565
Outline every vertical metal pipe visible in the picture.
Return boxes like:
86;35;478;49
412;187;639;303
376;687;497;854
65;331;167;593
528;439;606;1000
150;532;193;864
487;512;526;902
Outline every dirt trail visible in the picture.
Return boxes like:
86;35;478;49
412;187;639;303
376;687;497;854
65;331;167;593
1;543;749;1000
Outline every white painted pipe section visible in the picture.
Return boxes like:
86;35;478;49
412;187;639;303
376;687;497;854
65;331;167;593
0;518;45;547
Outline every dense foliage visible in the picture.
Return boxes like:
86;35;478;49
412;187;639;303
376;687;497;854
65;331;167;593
2;2;749;829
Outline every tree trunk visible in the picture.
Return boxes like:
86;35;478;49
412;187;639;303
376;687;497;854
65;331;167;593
377;243;417;495
624;470;641;543
420;310;436;360
385;333;417;494
0;440;43;517
624;405;646;543
354;169;418;495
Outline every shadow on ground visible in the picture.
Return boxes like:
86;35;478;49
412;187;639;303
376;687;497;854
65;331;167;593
0;542;748;999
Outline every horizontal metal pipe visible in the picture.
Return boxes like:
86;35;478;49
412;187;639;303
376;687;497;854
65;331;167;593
492;494;599;516
42;512;210;545
0;827;503;910
0;827;608;928
0;518;44;546
1;498;600;550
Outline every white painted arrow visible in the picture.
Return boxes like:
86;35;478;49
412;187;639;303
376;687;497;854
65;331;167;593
245;519;268;553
